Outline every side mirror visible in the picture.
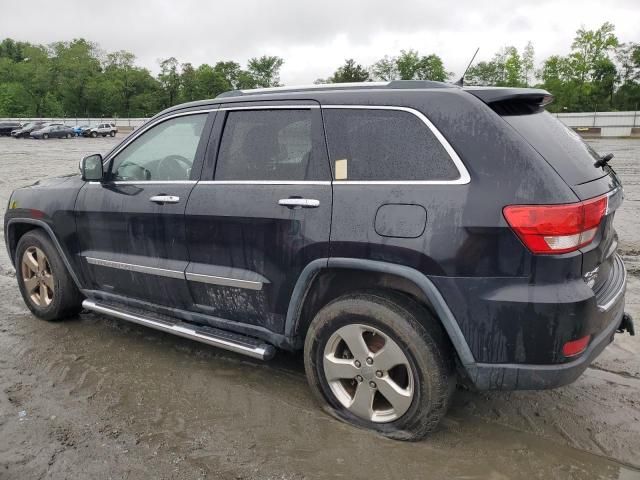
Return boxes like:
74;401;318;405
81;154;104;181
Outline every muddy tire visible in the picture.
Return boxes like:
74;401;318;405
304;292;455;441
15;229;83;321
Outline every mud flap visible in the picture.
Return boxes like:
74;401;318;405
617;312;635;336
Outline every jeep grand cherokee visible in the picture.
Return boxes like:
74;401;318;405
4;81;634;440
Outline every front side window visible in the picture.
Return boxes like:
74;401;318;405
111;114;207;181
215;109;326;181
323;108;459;181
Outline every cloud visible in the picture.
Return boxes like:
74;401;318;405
0;0;637;84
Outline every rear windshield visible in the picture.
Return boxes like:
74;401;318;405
501;110;606;186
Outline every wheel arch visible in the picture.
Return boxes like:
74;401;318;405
285;257;475;366
6;218;83;290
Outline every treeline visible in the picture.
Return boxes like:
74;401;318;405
0;22;638;117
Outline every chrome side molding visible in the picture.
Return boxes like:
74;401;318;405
82;300;275;360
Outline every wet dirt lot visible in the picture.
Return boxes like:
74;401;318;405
0;135;639;479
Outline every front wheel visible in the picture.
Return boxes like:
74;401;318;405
304;292;455;441
42;133;48;139
15;230;83;321
109;130;116;137
90;131;97;138
66;133;71;139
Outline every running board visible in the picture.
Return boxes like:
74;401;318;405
82;300;276;360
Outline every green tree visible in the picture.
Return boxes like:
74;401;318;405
180;62;198;102
392;50;450;81
323;59;370;83
50;39;102;116
522;41;535;86
246;55;284;87
371;55;398;81
158;57;180;107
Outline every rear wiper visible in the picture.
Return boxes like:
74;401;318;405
594;153;614;169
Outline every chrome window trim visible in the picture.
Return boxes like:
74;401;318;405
321;105;471;185
88;180;197;186
198;180;330;186
185;272;263;291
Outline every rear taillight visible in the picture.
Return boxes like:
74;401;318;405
503;194;608;254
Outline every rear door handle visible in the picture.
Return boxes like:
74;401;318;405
150;195;180;204
278;198;320;209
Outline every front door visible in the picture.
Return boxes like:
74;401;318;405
75;110;215;308
185;103;332;333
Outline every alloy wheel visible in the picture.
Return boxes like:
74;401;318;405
323;323;414;423
21;246;55;307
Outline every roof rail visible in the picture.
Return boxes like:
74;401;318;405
216;80;452;98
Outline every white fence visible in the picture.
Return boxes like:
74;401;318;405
3;111;640;137
555;111;640;137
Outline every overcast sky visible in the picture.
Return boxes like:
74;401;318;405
1;0;638;84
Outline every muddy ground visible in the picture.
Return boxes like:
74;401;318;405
0;135;639;480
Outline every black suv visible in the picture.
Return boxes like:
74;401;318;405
4;81;634;440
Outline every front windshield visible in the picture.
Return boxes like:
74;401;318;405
23;122;34;129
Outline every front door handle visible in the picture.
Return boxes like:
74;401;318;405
278;198;320;209
150;195;180;204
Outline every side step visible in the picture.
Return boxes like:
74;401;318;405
82;300;276;360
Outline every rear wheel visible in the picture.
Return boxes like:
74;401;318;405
16;230;83;321
304;292;455;440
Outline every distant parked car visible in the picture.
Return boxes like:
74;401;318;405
73;125;91;136
11;121;47;138
83;123;118;138
30;124;75;139
0;121;22;136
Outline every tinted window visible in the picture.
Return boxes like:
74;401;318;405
215;109;326;181
112;114;207;181
502;111;605;185
323;108;459;181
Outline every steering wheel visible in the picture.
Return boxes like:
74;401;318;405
156;154;191;180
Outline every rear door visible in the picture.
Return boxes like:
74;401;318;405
184;102;332;333
75;109;215;308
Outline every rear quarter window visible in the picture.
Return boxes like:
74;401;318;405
501;110;605;186
322;108;460;182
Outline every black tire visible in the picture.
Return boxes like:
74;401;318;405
91;131;97;138
66;133;71;139
42;133;48;139
15;230;83;321
109;130;116;137
304;292;455;441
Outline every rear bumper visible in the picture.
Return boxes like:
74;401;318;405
431;254;629;390
465;297;625;390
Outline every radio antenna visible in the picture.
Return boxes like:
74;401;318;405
454;48;479;86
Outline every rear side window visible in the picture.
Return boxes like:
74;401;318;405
501;111;605;186
323;108;459;181
215;109;327;181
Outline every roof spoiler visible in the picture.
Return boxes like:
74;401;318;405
464;87;554;107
